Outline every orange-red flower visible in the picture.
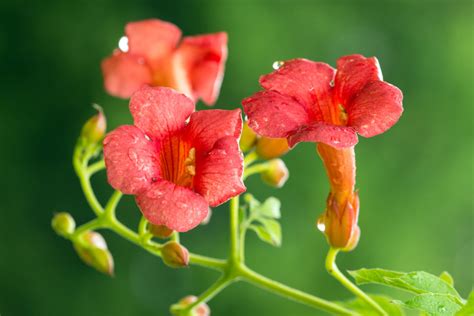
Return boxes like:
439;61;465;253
102;19;227;105
103;86;245;232
242;55;403;250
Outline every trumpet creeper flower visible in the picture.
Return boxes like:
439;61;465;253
103;86;245;232
242;55;403;250
102;19;227;106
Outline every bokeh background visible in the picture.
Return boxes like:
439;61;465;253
1;0;472;315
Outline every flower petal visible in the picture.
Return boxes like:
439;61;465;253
334;54;382;108
242;90;310;138
185;108;242;152
125;19;181;64
288;122;358;149
194;137;246;207
101;51;153;98
259;59;335;120
130;86;195;139
103;125;159;194
348;80;404;138
136;180;209;232
175;33;228;105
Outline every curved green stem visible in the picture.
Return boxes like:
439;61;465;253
243;162;271;180
243;151;258;166
239;265;358;316
180;275;233;314
325;248;387;316
87;159;105;175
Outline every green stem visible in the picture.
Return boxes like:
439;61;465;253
243;151;258;166
243;162;271;180
181;275;233;313
239;265;358;316
325;248;387;316
87;159;105;175
229;196;240;263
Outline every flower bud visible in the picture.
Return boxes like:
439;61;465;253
148;224;174;239
80;104;106;144
256;137;289;159
161;241;189;268
170;295;210;316
260;159;289;188
51;212;75;237
74;231;114;276
239;121;258;152
317;191;360;252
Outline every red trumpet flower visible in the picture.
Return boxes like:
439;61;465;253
242;55;403;250
102;19;227;106
103;86;245;232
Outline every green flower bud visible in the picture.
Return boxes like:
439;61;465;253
74;231;114;276
260;159;289;188
149;224;174;239
51;212;75;237
80;104;106;145
170;295;210;316
161;241;189;268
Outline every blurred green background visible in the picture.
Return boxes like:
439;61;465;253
1;0;472;315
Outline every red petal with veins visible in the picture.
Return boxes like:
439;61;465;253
348;81;403;138
136;179;209;232
185;109;242;152
242;90;310;138
101;51;153;99
103;125;159;194
126;19;181;65
194;137;246;206
130;86;195;139
334;54;382;108
175;33;228;105
259;59;335;120
288;122;358;149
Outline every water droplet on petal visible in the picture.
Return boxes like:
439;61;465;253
330;79;335;87
272;61;285;70
118;36;129;52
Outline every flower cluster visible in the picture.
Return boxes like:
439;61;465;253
100;19;404;249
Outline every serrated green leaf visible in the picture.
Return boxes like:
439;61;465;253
394;293;462;316
349;269;461;301
258;197;281;219
439;271;454;286
249;219;281;247
341;295;405;316
456;290;474;316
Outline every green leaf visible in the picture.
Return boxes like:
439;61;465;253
456;290;474;316
394;293;462;316
257;197;281;219
439;271;454;286
342;295;405;316
249;219;282;247
349;269;461;300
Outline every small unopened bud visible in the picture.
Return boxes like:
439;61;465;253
80;104;106;144
261;159;289;188
161;241;189;268
240;121;258;152
171;295;210;316
256;137;289;159
51;212;75;237
74;231;114;276
149;224;174;239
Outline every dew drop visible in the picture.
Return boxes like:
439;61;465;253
317;219;326;232
118;36;129;52
272;61;285;70
330;79;335;87
437;305;446;312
